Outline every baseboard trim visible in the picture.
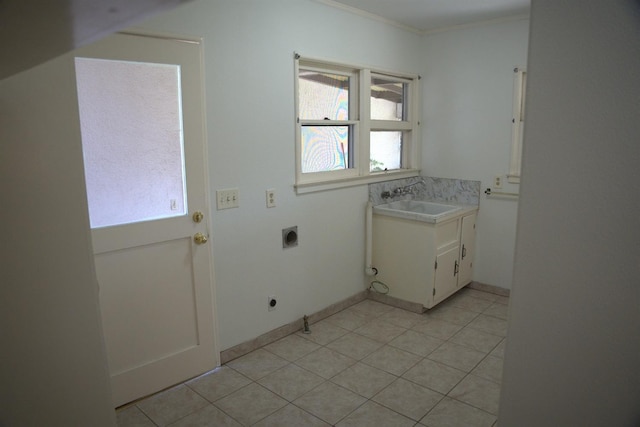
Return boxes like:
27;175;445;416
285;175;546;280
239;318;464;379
220;290;368;364
220;282;508;364
366;289;424;313
467;281;510;297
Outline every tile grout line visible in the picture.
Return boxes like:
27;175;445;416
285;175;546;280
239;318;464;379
297;293;503;421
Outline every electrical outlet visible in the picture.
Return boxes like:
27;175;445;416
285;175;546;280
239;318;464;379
494;176;503;189
266;189;276;208
216;188;239;210
268;295;277;311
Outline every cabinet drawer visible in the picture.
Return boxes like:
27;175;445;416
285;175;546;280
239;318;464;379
436;218;460;250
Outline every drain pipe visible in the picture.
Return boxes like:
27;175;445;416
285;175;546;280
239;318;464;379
366;201;390;294
365;201;377;276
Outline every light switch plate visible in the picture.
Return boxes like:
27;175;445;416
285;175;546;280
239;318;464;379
216;188;239;210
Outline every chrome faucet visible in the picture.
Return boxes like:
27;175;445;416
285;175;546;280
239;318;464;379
394;178;426;195
381;178;426;199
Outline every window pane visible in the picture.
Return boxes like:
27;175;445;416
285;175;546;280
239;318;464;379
299;70;349;120
301;126;350;173
370;131;402;171
75;57;186;229
371;76;405;121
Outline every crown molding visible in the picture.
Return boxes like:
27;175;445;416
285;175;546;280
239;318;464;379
313;0;529;37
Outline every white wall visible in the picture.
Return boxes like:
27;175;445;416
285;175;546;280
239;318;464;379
421;19;530;290
499;0;640;424
0;54;115;426
139;0;424;349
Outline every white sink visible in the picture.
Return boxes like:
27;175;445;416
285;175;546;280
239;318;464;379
373;200;461;223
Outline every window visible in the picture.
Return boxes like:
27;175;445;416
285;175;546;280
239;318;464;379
295;55;420;193
298;67;355;173
508;67;526;183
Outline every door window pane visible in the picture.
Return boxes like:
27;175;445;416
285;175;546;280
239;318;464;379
75;58;186;228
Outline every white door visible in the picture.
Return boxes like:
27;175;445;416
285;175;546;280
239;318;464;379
74;32;218;407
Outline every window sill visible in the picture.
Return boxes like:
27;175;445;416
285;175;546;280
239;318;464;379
295;169;421;194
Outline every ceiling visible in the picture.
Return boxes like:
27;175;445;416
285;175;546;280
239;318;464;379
322;0;530;33
1;0;531;80
0;0;189;80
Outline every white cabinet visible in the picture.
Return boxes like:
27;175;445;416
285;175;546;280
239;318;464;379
433;213;476;306
372;211;476;309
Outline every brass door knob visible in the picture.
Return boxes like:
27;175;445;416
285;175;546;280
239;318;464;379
193;232;208;245
192;211;204;223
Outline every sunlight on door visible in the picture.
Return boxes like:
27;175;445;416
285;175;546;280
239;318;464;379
75;57;187;228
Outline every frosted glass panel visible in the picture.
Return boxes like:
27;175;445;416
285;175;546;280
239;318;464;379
75;58;186;228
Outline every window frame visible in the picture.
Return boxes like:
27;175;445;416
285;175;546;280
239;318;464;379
508;66;526;184
294;54;420;194
369;72;415;172
296;61;360;180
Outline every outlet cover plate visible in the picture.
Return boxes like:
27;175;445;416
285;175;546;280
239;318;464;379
268;295;277;311
493;176;503;189
266;189;276;208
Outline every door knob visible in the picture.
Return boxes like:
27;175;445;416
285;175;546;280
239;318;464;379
192;211;204;223
193;232;208;245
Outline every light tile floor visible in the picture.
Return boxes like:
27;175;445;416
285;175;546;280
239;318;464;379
116;288;508;427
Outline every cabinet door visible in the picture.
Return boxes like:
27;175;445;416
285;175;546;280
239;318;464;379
458;214;476;287
433;245;460;305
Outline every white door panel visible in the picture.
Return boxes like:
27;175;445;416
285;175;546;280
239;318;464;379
96;238;200;376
